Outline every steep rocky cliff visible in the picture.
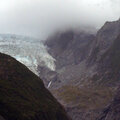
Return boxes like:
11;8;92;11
91;33;120;86
97;85;120;120
0;53;69;120
88;18;120;64
38;19;120;120
43;19;120;88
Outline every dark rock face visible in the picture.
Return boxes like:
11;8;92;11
97;86;120;120
93;34;120;86
0;53;69;120
88;19;120;64
86;19;120;87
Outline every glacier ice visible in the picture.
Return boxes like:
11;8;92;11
0;34;56;75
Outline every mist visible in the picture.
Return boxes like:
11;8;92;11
0;0;120;39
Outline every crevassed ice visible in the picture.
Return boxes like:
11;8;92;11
0;34;56;75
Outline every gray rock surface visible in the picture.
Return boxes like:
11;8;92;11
97;86;120;120
38;19;120;120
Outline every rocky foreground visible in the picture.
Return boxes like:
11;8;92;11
0;53;69;120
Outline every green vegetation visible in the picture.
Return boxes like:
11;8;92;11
0;53;69;120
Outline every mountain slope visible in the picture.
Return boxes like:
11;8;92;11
40;19;120;120
97;86;120;120
0;53;69;120
93;34;120;86
41;31;95;88
88;19;120;64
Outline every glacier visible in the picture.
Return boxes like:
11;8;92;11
0;34;56;75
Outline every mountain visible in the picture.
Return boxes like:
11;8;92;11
91;33;120;86
87;19;120;87
0;18;120;120
40;30;95;88
40;19;120;120
88;18;120;64
0;53;69;120
43;19;120;88
94;35;120;120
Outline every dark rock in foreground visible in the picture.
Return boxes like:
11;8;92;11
0;53;69;120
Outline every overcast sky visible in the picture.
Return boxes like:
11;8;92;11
0;0;120;39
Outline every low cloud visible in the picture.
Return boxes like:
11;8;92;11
0;0;119;39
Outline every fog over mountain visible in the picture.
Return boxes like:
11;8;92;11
0;0;120;39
